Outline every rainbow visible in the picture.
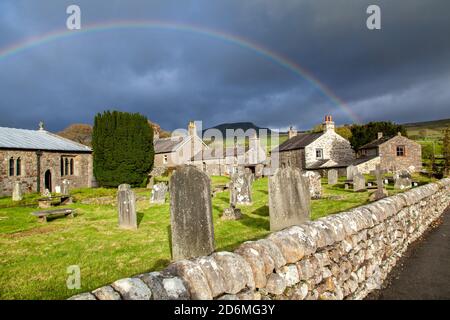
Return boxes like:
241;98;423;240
0;20;361;123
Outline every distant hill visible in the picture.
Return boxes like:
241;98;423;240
57;119;170;146
403;118;450;140
203;122;272;138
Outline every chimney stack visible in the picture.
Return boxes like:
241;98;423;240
188;121;197;137
377;132;383;139
288;126;297;139
323;115;335;132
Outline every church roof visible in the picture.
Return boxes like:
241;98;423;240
0;126;92;152
359;136;393;149
278;132;324;152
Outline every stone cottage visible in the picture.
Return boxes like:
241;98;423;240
153;121;208;173
0;123;93;197
190;133;267;176
274;115;355;176
353;132;422;173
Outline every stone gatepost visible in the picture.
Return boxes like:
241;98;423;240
12;181;23;201
170;165;215;261
268;167;311;232
117;184;137;230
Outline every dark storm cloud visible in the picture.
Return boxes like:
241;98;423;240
0;0;449;132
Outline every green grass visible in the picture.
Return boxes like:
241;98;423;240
0;175;434;300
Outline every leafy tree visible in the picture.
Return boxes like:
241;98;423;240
443;126;450;176
57;124;93;146
335;126;352;141
92;111;154;187
349;121;407;150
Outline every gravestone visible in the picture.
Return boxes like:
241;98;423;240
302;171;322;199
328;169;338;186
117;184;137;230
372;165;388;201
61;179;70;195
55;186;61;194
170;165;215;261
42;189;51;197
346;165;357;180
222;180;243;220
232;171;252;205
12;181;23;201
268;167;311;232
151;183;168;204
353;173;366;192
394;170;412;190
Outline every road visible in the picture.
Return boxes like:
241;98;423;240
367;206;450;300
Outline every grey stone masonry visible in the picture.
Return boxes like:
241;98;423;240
328;169;338;186
70;178;450;300
269;167;311;231
170;165;215;261
302;171;322;199
117;184;137;230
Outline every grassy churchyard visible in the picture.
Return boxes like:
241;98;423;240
0;174;435;300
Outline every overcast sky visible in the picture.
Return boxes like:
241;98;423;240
0;0;449;132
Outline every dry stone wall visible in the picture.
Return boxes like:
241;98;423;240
70;178;450;300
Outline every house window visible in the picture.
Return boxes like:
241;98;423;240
9;158;14;176
163;155;168;164
16;158;21;176
316;148;323;159
396;145;406;157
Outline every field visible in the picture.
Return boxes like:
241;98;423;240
0;174;434;300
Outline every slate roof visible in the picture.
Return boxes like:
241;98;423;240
278;132;323;152
351;155;379;165
359;136;393;149
192;146;245;160
0;127;92;152
154;136;185;154
306;159;353;170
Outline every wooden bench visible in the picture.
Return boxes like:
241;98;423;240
38;195;73;208
31;208;76;223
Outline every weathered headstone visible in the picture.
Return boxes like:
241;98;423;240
302;171;322;199
55;186;61;194
394;170;412;190
12;181;23;201
61;179;70;195
42;188;51;197
268;167;311;232
117;184;137;230
371;165;388;201
222;181;243;220
328;169;338;186
346;165;357;180
232;171;252;205
151;183;168;204
170;165;215;261
353;173;366;192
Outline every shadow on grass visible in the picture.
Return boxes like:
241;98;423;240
137;212;145;227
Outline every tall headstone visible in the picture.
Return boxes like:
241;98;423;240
269;167;311;232
170;165;215;261
372;165;388;200
353;173;366;192
394;170;412;190
302;171;322;199
151;183;168;204
222;180;243;221
61;179;70;195
328;169;338;186
117;184;137;230
12;181;23;201
232;170;252;205
346;165;357;180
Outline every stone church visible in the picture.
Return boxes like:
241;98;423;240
0;123;93;197
274;115;355;175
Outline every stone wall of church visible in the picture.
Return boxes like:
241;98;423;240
0;149;92;197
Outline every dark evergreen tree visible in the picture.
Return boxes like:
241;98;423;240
349;121;407;150
92;111;154;187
